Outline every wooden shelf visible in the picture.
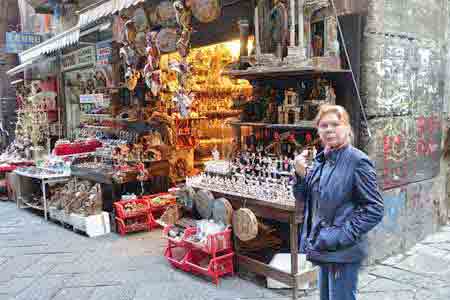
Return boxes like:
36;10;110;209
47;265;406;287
230;121;315;129
82;125;115;130
81;114;113;119
22;200;44;211
229;122;270;127
224;66;351;80
267;122;316;129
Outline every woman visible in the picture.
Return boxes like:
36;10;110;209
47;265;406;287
294;104;384;300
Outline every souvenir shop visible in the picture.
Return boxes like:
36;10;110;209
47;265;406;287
4;0;364;298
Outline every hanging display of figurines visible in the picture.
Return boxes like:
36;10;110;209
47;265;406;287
172;0;194;117
120;19;141;91
173;0;193;60
250;0;341;69
144;29;162;97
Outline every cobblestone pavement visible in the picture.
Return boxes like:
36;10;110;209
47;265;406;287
0;201;449;300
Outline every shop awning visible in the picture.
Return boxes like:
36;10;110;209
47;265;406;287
18;25;80;63
78;0;145;28
6;61;33;76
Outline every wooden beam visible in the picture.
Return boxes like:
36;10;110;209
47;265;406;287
236;254;295;286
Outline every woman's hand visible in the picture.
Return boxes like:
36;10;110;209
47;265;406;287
294;150;309;177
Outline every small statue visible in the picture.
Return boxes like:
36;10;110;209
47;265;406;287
212;146;220;161
174;0;193;59
124;19;137;44
144;30;162;96
268;0;289;59
265;131;282;156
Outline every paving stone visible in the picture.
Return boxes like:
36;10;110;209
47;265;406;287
368;265;447;289
414;286;450;300
421;230;450;244
37;253;81;264
0;255;45;282
381;253;410;266
393;252;450;278
1;201;450;300
0;277;35;295
213;277;266;298
0;257;7;266
51;287;95;300
359;278;416;293
358;272;378;290
86;285;135;300
64;271;125;287
421;242;450;252
358;291;416;300
13;274;72;300
49;260;104;274
15;260;56;278
127;255;167;270
405;244;450;259
133;282;210;300
0;245;52;257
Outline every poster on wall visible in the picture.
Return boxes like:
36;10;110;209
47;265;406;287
4;32;41;53
95;39;113;91
64;68;95;135
64;68;96;104
62;46;96;71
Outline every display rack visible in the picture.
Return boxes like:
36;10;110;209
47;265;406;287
224;67;351;80
14;170;71;220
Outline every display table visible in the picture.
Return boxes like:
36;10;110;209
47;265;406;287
189;184;314;300
13;170;71;220
0;162;35;201
70;161;171;232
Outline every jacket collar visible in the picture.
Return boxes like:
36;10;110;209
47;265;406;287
315;144;350;164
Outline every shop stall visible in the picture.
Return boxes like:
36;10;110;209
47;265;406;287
4;0;365;298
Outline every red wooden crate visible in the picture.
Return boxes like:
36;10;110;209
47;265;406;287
114;199;150;219
183;227;233;256
185;249;234;285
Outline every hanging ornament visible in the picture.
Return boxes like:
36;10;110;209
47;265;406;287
144;70;162;97
124;19;137;44
169;59;190;89
144;30;162;96
191;0;222;23
172;90;193;117
173;0;193;59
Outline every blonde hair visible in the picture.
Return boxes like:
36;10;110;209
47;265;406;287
314;104;354;144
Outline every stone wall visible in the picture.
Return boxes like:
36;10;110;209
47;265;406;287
362;0;449;263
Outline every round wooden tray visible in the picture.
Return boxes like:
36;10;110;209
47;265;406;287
194;189;215;219
213;197;233;225
232;208;258;241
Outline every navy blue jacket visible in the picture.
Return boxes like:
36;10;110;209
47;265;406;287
294;145;384;264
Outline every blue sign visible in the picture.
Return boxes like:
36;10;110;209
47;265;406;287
96;40;112;65
4;32;41;53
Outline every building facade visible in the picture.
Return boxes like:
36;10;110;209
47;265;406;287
362;0;449;262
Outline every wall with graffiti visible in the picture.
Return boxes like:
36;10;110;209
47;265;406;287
361;0;448;262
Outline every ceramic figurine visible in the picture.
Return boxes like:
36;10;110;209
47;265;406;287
268;0;289;59
173;0;193;58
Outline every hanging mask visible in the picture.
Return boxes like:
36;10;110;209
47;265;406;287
124;19;137;44
172;91;192;117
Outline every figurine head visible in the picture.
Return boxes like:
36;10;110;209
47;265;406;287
274;132;280;141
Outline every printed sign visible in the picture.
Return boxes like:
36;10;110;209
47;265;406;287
79;93;110;105
62;46;96;71
4;32;41;53
96;40;112;65
95;40;113;89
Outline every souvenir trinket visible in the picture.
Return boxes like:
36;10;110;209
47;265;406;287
174;0;193;59
233;208;258;241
